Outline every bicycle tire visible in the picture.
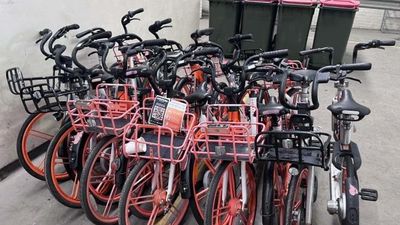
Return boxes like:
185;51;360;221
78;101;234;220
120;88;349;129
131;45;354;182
341;156;360;225
16;106;65;180
80;135;123;225
44;122;88;208
119;159;188;225
261;161;280;225
204;161;257;225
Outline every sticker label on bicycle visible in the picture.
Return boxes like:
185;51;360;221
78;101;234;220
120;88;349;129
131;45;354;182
149;96;187;132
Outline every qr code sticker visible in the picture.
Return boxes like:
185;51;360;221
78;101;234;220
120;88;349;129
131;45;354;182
152;105;166;121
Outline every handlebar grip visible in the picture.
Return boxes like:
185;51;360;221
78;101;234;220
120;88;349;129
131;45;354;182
76;29;92;39
299;47;334;56
198;28;214;37
340;63;372;71
260;49;289;59
89;31;112;41
142;38;168;47
53;44;67;54
228;33;253;43
108;33;142;42
76;27;106;39
193;47;222;57
160;18;172;26
66;24;80;30
380;40;396;46
128;8;144;17
39;28;51;36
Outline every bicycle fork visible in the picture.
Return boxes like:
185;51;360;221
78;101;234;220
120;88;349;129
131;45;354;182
222;161;248;210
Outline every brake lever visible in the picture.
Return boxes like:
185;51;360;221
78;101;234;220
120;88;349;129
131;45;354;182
45;56;52;61
346;77;362;83
35;38;42;44
161;25;172;29
88;51;98;57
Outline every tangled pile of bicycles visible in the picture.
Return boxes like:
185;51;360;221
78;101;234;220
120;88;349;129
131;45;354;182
5;8;396;225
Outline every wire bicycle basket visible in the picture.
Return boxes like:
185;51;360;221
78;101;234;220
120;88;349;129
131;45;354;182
6;67;88;114
190;104;265;163
67;83;139;136
255;130;331;170
123;98;195;164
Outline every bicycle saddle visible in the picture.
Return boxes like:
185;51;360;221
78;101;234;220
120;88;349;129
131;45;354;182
327;89;370;120
259;96;289;116
184;81;209;104
289;69;316;83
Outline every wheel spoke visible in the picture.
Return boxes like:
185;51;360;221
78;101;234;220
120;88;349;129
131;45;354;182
228;168;236;197
131;171;153;193
129;194;154;206
102;184;117;216
147;205;160;225
196;187;209;201
30;129;54;140
71;175;80;199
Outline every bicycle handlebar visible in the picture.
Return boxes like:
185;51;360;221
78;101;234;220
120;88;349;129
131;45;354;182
228;33;253;44
128;8;144;17
48;24;80;54
148;18;172;39
353;39;396;63
76;27;105;39
300;47;334;65
309;62;372;110
72;31;112;72
37;28;53;59
121;8;144;34
193;47;222;57
53;44;74;74
260;49;289;59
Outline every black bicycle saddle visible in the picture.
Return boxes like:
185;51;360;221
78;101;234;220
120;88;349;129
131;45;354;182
327;89;370;120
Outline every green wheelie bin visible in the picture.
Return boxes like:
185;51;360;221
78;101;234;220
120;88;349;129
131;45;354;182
241;0;278;55
310;0;360;68
209;0;243;56
275;0;318;60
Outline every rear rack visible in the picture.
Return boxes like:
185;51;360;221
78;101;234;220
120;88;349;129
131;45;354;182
255;130;331;169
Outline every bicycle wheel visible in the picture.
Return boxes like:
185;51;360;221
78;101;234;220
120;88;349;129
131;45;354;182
341;156;359;225
118;159;188;225
284;168;309;225
188;156;219;224
80;135;129;225
17;111;64;180
204;161;257;225
263;162;294;225
44;123;91;208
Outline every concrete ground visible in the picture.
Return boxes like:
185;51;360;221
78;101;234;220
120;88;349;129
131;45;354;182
0;26;399;225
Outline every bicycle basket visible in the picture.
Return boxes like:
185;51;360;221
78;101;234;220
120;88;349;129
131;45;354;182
255;131;331;169
190;104;265;163
6;67;60;95
123;98;195;164
67;83;139;136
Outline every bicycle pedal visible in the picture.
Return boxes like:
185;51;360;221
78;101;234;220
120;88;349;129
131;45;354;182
360;188;378;201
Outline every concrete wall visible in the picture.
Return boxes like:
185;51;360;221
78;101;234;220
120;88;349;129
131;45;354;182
0;0;200;169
